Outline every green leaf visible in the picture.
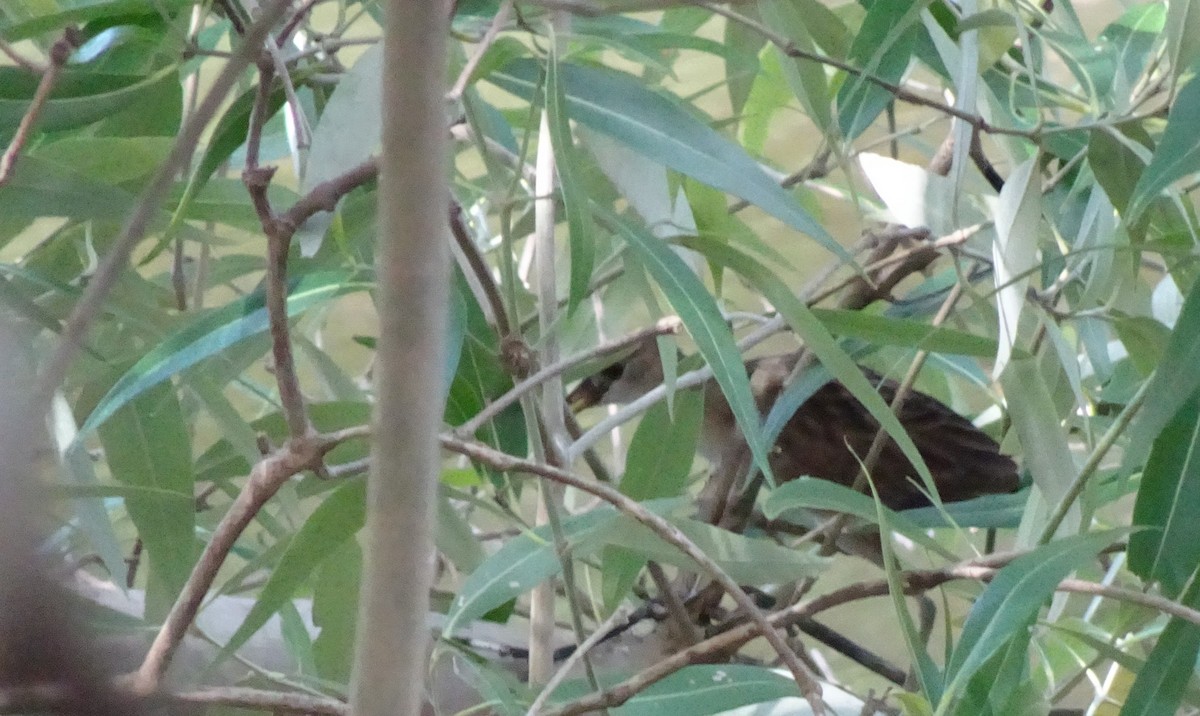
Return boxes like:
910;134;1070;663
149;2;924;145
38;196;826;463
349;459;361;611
443;507;621;636
587;664;799;716
1119;580;1200;716
619;388;703;501
1001;358;1079;537
0;65;178;139
599;515;826;586
0;0;194;40
601;362;704;607
763;478;952;559
489;59;841;258
96;380;195;621
313;540;362;684
992;155;1042;376
79;271;372;436
1164;0;1200;82
605;214;775;484
546;35;594;315
941;531;1121;706
836;0;921;140
812;307;999;356
1088;127;1148;215
1129;389;1200;595
723;7;765;118
218;479;367;665
759;0;835;133
1123;276;1200;472
1128;74;1200;220
0;154;150;222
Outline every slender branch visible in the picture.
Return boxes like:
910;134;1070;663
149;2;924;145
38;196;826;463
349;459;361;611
0;28;81;186
243;51;312;440
1038;377;1151;543
128;431;360;693
526;605;634;715
348;0;450;712
0;683;347;715
0;36;45;72
31;0;296;410
278;157;379;231
456;317;682;437
699;2;1037;140
449;200;513;338
447;0;514;101
276;0;322;47
543;546;1155;716
441;435;828;713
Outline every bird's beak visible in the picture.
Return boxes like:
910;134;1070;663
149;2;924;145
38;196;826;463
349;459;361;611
567;378;603;413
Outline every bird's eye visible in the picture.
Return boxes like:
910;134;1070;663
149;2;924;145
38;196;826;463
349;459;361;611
600;362;625;382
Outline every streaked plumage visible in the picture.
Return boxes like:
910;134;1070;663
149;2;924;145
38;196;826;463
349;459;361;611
568;342;1018;511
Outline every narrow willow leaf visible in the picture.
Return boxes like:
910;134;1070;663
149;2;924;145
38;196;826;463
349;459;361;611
836;0;921;140
597;664;800;716
546;36;594;315
0;0;194;40
1119;580;1200;716
869;477;942;701
489;59;841;258
759;0;834;133
991;155;1041;377
600;515;826;585
763;478;952;558
1123;276;1200;472
97;381;196;621
80;271;372;436
605;215;775;483
444;507;620;636
1001;358;1078;540
1129;389;1200;596
812;307;999;356
217;480;367;664
0;65;177;137
1164;0;1200;82
941;531;1121;705
1128;73;1200;220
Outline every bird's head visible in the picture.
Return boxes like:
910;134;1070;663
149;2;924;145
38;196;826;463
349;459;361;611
567;339;668;411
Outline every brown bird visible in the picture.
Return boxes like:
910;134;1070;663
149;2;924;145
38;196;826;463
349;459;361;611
568;339;1019;513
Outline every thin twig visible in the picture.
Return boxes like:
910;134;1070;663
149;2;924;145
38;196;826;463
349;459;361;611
0;28;81;187
128;429;364;693
541;546;1152;716
0;37;45;72
450;200;513;338
1038;378;1151;543
699;2;1038;140
243;51;312;440
447;0;514;101
456;317;682;437
526;605;635;715
441;435;828;714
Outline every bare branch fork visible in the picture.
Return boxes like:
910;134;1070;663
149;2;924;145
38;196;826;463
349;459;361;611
127;428;367;693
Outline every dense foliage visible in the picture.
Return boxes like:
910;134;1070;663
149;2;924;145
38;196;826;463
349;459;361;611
2;0;1200;713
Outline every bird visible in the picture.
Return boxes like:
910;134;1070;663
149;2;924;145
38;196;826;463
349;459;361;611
567;338;1019;514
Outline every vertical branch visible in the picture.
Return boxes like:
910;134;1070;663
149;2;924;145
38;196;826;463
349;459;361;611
527;12;572;686
243;52;312;439
348;0;449;715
